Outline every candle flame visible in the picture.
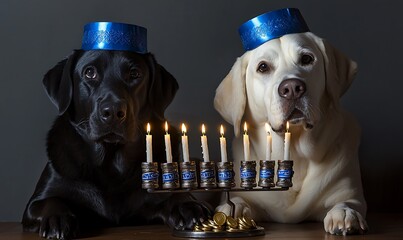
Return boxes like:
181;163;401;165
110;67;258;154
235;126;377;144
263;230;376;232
202;124;206;135
286;121;290;132
244;122;248;135
165;121;168;133
265;122;270;134
181;123;187;135
220;125;224;137
147;123;151;134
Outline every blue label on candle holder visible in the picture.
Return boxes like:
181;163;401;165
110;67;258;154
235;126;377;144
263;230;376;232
240;169;256;179
142;172;159;181
163;172;175;182
278;169;293;178
218;170;233;181
182;171;196;180
260;169;274;179
200;170;215;180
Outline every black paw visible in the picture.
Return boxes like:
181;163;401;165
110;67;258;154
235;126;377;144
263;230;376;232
39;214;78;239
167;201;212;230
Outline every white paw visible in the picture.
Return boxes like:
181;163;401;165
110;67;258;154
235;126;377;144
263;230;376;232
215;197;252;218
324;205;368;235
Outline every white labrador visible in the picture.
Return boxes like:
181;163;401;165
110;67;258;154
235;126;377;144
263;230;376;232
214;32;368;235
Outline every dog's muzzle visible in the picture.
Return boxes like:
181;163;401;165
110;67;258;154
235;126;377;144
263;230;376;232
275;78;313;131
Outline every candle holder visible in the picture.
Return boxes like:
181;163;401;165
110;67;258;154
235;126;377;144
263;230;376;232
276;160;294;188
217;162;235;189
199;161;217;189
161;162;180;189
258;160;275;188
240;161;257;189
180;161;198;189
141;162;159;189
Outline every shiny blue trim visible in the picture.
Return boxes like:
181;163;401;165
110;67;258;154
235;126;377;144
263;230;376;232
82;22;147;53
239;8;310;51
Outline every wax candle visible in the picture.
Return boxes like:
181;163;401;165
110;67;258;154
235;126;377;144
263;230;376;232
146;123;153;163
284;121;291;160
219;125;228;162
164;121;173;163
243;122;250;161
265;123;272;160
201;124;210;162
181;123;190;162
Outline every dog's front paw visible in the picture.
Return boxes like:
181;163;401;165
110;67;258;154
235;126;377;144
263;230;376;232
39;214;77;240
166;201;212;230
324;205;368;235
215;196;251;219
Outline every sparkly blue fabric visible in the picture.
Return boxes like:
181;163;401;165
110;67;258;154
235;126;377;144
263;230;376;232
82;22;147;53
238;8;310;51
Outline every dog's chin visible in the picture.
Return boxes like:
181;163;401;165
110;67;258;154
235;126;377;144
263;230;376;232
271;109;314;133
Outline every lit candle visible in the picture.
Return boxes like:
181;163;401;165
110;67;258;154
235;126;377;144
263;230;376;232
265;123;272;160
243;122;250;161
146;123;153;163
201;124;210;162
164;121;173;163
284;121;291;160
219;125;228;162
181;123;190;162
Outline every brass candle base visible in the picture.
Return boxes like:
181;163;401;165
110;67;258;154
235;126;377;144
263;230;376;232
258;160;275;188
180;161;198;189
240;161;257;189
141;162;159;189
217;162;235;189
161;162;180;189
199;161;217;189
276;160;294;188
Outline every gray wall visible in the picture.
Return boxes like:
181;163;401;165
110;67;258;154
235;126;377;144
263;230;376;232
1;0;402;221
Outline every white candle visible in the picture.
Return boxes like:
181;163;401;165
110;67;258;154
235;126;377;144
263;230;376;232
201;124;210;162
265;123;272;160
219;125;228;162
284;121;291;160
164;121;173;163
243;122;250;161
146;123;153;163
181;123;190;162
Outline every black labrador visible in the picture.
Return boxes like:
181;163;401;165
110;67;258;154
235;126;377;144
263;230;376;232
22;50;211;239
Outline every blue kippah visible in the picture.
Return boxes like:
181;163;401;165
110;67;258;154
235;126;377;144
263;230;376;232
239;8;310;51
82;22;147;53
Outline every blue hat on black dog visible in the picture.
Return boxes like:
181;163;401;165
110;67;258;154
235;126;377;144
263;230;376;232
238;8;310;51
82;22;147;53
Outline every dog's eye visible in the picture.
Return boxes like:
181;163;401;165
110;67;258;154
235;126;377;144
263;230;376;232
257;62;270;73
300;54;315;66
84;66;98;80
130;68;141;79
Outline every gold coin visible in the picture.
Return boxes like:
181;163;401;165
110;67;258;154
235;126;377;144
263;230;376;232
213;212;227;226
250;219;257;228
202;221;211;228
208;219;216;226
226;216;238;228
201;226;212;231
242;215;253;226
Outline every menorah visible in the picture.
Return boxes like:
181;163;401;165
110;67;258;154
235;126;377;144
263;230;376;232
141;122;294;237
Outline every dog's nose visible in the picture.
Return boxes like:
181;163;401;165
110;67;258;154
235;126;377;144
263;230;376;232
278;79;306;100
99;101;127;125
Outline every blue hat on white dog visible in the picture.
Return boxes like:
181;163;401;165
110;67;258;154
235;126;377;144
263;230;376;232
82;22;147;53
239;8;310;51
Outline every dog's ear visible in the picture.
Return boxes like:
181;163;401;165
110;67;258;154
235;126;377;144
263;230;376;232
43;50;80;115
146;53;179;119
214;52;250;137
308;32;357;107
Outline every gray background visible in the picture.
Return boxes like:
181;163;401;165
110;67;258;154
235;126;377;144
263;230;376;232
0;0;402;221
